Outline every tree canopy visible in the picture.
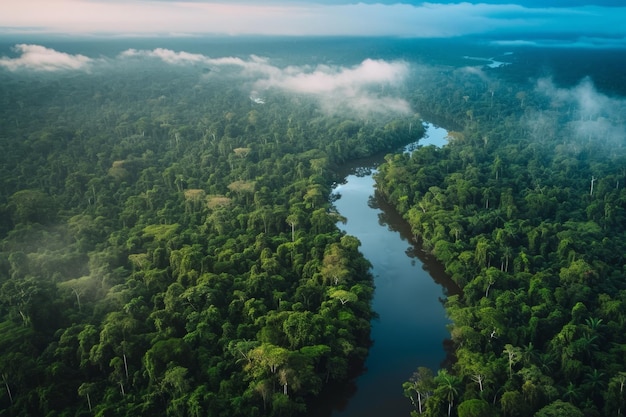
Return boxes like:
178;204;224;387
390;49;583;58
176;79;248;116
0;45;422;416
375;46;626;417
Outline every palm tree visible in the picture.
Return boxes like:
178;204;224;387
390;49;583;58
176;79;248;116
577;334;599;363
584;369;607;407
584;317;604;347
584;369;606;391
538;352;557;374
562;381;581;403
436;370;461;416
522;342;539;366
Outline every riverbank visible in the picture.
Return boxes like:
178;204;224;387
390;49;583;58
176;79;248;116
308;123;455;417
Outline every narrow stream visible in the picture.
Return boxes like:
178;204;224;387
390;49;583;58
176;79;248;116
311;123;454;417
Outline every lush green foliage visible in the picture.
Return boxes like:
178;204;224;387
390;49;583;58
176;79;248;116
3;38;625;417
0;57;423;416
378;59;626;416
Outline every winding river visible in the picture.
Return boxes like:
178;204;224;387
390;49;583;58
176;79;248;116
310;123;455;417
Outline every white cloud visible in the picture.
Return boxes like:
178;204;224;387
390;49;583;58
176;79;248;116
119;47;411;116
537;77;619;120
0;44;93;71
120;48;209;65
254;58;411;115
535;77;626;146
256;58;408;92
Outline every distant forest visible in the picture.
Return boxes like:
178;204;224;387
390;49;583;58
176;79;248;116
1;38;626;417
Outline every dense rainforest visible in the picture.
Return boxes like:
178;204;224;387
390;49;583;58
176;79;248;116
2;36;626;417
374;51;626;415
0;47;427;417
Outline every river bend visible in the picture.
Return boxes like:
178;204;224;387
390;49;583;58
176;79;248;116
313;123;452;417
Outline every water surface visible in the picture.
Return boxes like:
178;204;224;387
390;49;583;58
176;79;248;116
313;123;453;417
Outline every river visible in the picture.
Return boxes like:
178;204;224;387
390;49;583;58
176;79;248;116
309;123;454;417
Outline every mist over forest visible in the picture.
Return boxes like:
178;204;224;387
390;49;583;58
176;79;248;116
1;35;626;417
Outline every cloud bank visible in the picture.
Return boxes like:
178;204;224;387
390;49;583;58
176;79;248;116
253;58;411;115
0;44;93;71
120;47;412;116
0;43;411;116
491;36;626;49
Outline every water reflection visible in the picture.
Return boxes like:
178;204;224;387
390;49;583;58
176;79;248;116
308;124;458;417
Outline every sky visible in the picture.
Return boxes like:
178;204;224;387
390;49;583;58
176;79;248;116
0;1;625;43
